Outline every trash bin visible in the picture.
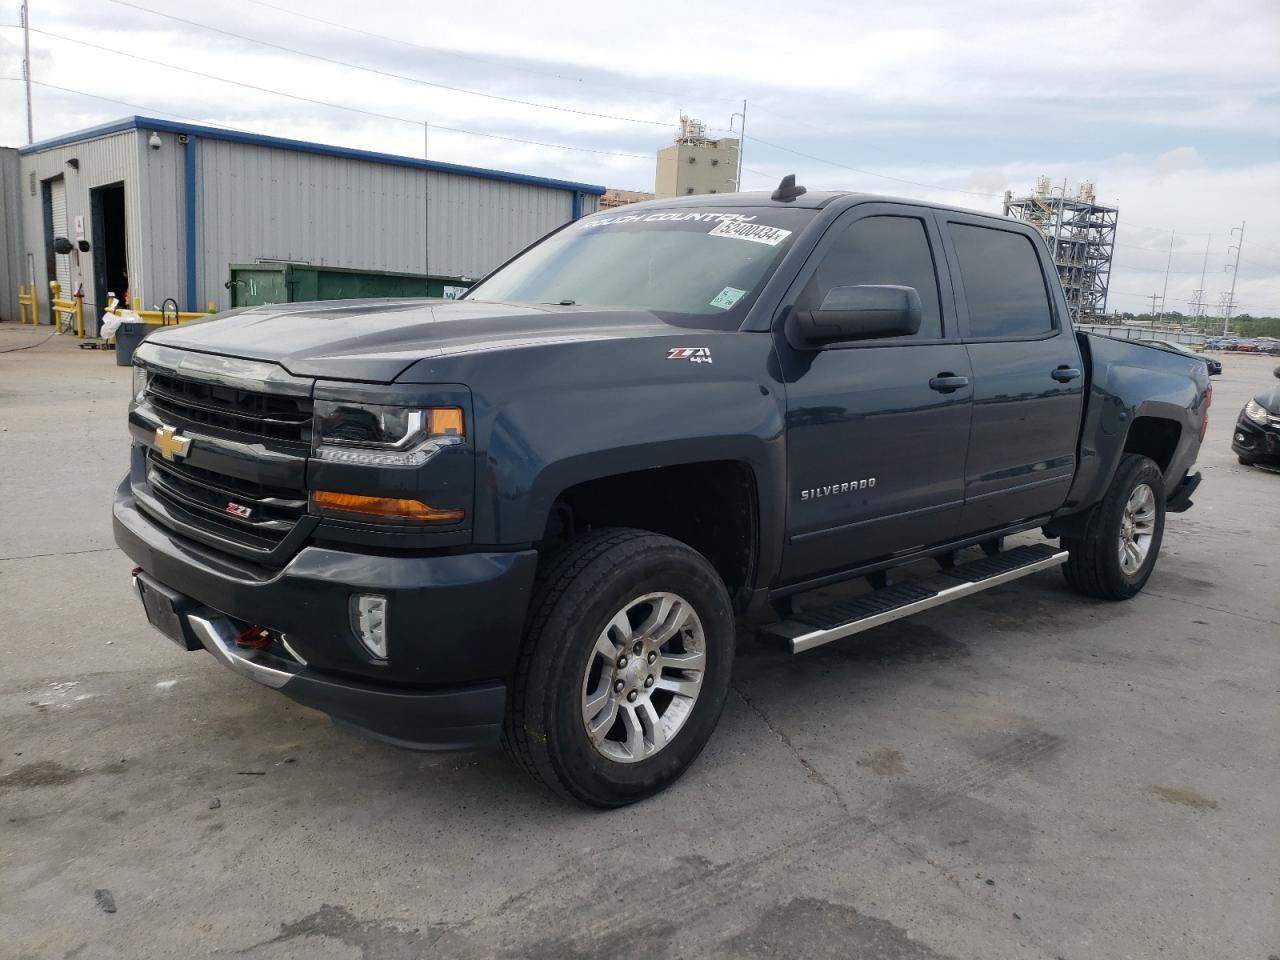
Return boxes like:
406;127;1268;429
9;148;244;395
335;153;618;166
114;321;150;367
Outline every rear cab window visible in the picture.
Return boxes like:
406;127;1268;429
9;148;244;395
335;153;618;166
947;223;1055;339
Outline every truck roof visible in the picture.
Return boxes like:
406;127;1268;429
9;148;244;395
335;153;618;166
600;188;1011;224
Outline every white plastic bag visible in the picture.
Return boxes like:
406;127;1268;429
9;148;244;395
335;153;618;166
100;308;141;341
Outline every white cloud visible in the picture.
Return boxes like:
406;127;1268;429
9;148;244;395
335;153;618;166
2;0;1278;313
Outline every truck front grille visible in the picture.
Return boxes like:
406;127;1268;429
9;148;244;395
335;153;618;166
146;371;312;448
146;452;307;548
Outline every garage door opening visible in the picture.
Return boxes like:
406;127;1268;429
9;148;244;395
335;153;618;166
90;182;128;319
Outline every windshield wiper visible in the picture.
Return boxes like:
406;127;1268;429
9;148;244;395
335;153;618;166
540;299;577;306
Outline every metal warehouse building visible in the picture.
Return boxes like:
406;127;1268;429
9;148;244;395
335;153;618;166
12;116;604;334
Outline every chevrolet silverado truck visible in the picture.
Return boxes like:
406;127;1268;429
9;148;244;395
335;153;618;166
114;178;1211;807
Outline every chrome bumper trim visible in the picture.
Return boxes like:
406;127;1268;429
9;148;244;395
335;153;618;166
188;611;298;690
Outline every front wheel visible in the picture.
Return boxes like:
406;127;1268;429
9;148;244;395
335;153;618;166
502;528;735;807
1062;454;1166;600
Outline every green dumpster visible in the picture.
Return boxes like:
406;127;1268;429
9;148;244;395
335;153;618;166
228;263;472;309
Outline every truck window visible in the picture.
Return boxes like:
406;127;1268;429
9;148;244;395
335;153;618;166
467;207;817;329
797;215;943;340
948;224;1054;338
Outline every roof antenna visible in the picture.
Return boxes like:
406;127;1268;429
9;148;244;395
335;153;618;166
771;174;807;202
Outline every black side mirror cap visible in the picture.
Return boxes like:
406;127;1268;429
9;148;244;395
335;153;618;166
788;285;923;348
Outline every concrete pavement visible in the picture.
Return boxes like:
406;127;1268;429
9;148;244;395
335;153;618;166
1;322;1276;959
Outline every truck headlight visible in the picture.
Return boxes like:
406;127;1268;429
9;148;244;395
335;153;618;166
1244;399;1269;425
313;401;464;466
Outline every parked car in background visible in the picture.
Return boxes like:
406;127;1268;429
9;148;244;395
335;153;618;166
1233;366;1280;467
1135;339;1222;376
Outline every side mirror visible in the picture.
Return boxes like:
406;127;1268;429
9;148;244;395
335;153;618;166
788;285;922;347
53;237;74;255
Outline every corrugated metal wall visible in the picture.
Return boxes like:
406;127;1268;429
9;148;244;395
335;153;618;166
136;127;189;311
0;148;22;322
17;131;142;332
196;138;591;309
20;124;599;320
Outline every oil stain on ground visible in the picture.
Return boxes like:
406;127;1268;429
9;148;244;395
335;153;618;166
0;761;84;790
1150;785;1218;810
858;747;909;777
725;897;955;959
248;904;441;959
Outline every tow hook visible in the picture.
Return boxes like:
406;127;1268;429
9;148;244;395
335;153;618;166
235;625;276;650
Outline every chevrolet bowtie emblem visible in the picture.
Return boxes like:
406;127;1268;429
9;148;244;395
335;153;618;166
154;425;193;461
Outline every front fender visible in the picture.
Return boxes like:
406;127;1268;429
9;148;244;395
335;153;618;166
464;333;788;574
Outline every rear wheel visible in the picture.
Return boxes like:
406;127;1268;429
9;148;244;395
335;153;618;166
1062;454;1166;601
502;528;735;807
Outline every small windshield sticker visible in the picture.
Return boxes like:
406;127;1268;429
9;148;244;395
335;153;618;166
708;220;793;246
709;286;746;310
668;347;713;364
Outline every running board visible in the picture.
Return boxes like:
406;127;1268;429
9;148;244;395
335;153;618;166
761;544;1069;654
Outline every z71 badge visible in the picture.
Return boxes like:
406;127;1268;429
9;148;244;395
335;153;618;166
668;347;713;364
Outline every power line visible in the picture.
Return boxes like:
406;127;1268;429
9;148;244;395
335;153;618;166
105;0;674;130
238;0;741;107
744;132;1004;199
20;36;655;160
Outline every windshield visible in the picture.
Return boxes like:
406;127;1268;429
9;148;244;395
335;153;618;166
466;207;816;328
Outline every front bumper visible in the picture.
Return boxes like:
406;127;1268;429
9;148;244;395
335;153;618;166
114;477;538;750
1232;411;1280;464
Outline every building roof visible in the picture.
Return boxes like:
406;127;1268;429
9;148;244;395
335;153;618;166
17;116;607;195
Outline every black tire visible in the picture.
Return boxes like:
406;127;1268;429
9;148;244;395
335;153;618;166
502;528;735;807
1061;453;1166;601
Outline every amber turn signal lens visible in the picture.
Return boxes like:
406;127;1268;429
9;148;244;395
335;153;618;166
428;407;464;437
310;490;464;524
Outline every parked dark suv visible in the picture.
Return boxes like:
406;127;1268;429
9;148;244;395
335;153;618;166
1234;365;1280;467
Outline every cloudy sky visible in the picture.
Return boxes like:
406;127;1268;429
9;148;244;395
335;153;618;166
3;0;1278;317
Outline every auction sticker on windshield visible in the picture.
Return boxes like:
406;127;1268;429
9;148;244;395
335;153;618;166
709;286;747;310
708;220;793;246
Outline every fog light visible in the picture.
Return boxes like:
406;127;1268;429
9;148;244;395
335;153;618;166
1235;432;1246;442
351;594;389;659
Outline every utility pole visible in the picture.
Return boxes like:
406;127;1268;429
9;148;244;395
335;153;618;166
1148;292;1161;319
423;121;429;161
21;0;34;144
1157;230;1175;326
729;100;747;191
1191;234;1211;334
1223;220;1245;336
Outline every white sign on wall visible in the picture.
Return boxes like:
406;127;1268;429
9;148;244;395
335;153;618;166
74;216;85;242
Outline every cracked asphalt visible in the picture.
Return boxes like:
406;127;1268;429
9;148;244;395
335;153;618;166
1;322;1277;959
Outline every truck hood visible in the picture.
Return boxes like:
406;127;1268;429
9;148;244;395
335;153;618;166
145;298;695;382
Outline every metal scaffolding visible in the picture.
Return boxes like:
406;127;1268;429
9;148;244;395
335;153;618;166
1004;177;1118;324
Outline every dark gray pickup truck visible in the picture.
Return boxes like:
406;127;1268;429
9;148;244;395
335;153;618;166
115;179;1211;806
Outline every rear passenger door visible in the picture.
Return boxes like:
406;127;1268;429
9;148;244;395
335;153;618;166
777;204;973;583
939;215;1085;532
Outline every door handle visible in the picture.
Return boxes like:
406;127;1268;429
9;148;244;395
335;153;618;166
1052;366;1082;383
928;374;970;393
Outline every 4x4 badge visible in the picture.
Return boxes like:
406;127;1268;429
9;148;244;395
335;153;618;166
667;347;713;364
154;425;192;461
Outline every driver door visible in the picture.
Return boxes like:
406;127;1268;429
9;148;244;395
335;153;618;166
775;204;973;584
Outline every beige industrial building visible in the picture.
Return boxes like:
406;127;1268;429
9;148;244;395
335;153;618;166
655;116;739;198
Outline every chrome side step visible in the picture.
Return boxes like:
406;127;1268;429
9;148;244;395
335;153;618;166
761;544;1069;654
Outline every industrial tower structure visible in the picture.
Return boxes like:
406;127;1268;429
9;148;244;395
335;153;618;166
1004;178;1118;324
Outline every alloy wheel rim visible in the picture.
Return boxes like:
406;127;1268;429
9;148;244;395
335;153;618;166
1118;482;1156;575
580;592;705;764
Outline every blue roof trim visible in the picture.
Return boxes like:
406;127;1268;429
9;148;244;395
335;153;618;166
19;116;608;195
